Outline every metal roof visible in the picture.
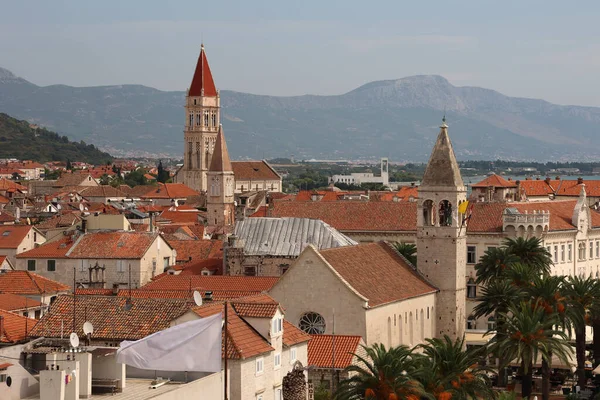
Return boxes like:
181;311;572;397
233;217;357;257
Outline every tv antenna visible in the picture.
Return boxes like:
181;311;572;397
69;332;80;349
193;290;203;306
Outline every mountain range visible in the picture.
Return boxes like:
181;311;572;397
1;67;600;161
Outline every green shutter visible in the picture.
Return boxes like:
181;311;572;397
27;260;36;271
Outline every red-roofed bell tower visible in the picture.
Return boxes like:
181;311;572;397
175;44;220;192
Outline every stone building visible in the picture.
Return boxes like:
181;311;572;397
226;217;356;276
0;225;45;266
206;126;235;228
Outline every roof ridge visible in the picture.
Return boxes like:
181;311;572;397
381;241;440;292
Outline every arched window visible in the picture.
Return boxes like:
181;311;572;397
579;242;586;260
409;312;414;346
204;111;209;127
467;277;477;298
299;312;326;334
211;113;217;127
387;317;392;347
467;315;476;330
423;200;435;226
420;309;425;340
398;314;403;344
439;200;453;226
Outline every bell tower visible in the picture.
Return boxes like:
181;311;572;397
176;44;220;192
207;125;235;228
416;117;467;340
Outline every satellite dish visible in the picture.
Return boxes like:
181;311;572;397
69;332;80;348
79;203;84;212
123;299;133;311
57;204;62;210
193;290;203;306
83;321;94;335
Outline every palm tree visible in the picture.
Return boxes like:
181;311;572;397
504;237;552;276
334;343;427;400
415;335;497;400
491;301;573;399
474;247;519;285
564;275;600;387
393;242;417;266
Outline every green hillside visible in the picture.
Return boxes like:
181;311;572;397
0;113;113;164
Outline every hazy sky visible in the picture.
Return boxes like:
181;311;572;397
2;1;599;106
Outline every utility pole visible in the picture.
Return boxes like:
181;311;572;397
224;302;228;400
72;266;76;333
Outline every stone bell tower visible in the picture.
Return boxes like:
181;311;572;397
207;125;235;228
416;117;467;340
175;44;220;192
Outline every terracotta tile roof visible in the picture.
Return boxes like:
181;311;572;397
318;242;437;307
0;195;9;204
0;309;35;343
554;179;600;197
269;201;417;232
0;211;15;223
54;173;96;188
0;362;12;369
283;320;312;346
141;275;279;292
117;289;194;300
167;239;219;263
17;236;75;259
159;210;201;225
250;206;268;217
231;161;281;181
178;258;224;275
188;45;217;97
75;288;114;296
232;302;279;318
0;225;34;249
471;174;517;188
0;255;9;266
0;178;27;192
141;183;199;200
29;295;189;340
467;200;600;233
121;185;155;198
66;231;160;259
131;224;150;232
35;213;81;230
518;179;555;197
80;186;127;198
0;271;70;295
0;293;43;311
308;334;362;369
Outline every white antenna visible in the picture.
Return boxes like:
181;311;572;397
83;321;94;335
193;290;203;306
69;332;80;348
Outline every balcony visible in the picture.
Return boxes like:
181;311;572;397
502;208;550;234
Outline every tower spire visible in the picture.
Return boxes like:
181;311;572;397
209;125;232;172
189;44;217;97
421;119;463;187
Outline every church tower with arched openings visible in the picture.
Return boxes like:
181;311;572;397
175;44;220;192
416;117;467;341
206;125;235;228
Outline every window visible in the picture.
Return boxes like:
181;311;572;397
597;242;600;258
274;353;281;368
274;388;282;400
272;317;283;334
467;246;477;264
591;241;595;259
467;316;476;330
299;312;326;334
487;317;496;331
290;347;297;363
561;245;565;262
117;260;125;273
244;266;257;276
163;257;170;270
466;277;476;298
255;357;264;375
568;244;573;261
256;395;263;400
27;260;36;271
554;246;558;263
47;260;56;272
579;242;586;260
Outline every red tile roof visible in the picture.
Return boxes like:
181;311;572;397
269;201;417;232
159;210;201;225
80;185;127;198
178;258;224;275
75;288;114;296
0;271;70;295
167;239;220;263
471;174;517;188
0;225;34;249
17;236;75;259
0;179;27;192
250;206;268;217
0;293;43;311
188;45;217;97
0;195;9;204
231;161;281;181
0;309;35;343
141;183;199;199
142;275;279;292
0;211;15;223
318;242;437;307
28;295;189;340
66;231;161;259
308;334;362;369
35;213;81;230
518;179;555;197
0;363;12;370
233;302;279;318
555;180;600;197
283;320;312;346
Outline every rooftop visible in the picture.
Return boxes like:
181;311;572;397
142;275;279;292
308;334;362;369
0;225;35;249
0;309;35;343
140;183;199;200
0;292;43;311
0;271;70;295
231;161;280;181
66;231;161;259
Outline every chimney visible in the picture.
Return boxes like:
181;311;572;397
545;177;551;184
555;176;560;180
81;218;87;233
112;283;119;296
577;177;584;185
516;180;522;202
228;234;238;248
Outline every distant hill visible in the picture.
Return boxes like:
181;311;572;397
1;67;600;161
0;112;113;164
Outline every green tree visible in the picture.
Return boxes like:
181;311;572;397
504;237;552;276
474;247;519;286
334;344;427;400
157;160;170;183
393;243;417;266
491;301;572;399
99;173;111;186
415;335;497;400
66;159;73;170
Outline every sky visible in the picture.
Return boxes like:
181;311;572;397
2;0;600;106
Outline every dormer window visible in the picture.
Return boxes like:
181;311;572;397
272;317;283;334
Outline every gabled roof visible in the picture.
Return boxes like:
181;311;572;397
317;242;437;307
79;185;127;198
0;179;27;192
269;201;417;232
231;161;281;181
308;334;362;369
141;183;199;199
232;302;280;319
158;210;202;225
421;121;464;188
0;271;70;294
28;295;189;341
177;257;224;275
234;217;357;257
471;174;517;188
54;173;97;188
17;236;75;259
35;213;81;230
188;44;217;97
0;210;15;223
209;126;232;173
167;239;221;263
0;293;43;311
0;309;35;343
0;225;35;249
283;320;312;347
142;275;279;292
66;231;161;259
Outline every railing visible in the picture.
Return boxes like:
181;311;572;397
503;214;549;225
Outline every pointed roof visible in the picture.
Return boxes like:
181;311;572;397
189;44;217;97
209;125;233;172
471;174;517;188
421;119;464;187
